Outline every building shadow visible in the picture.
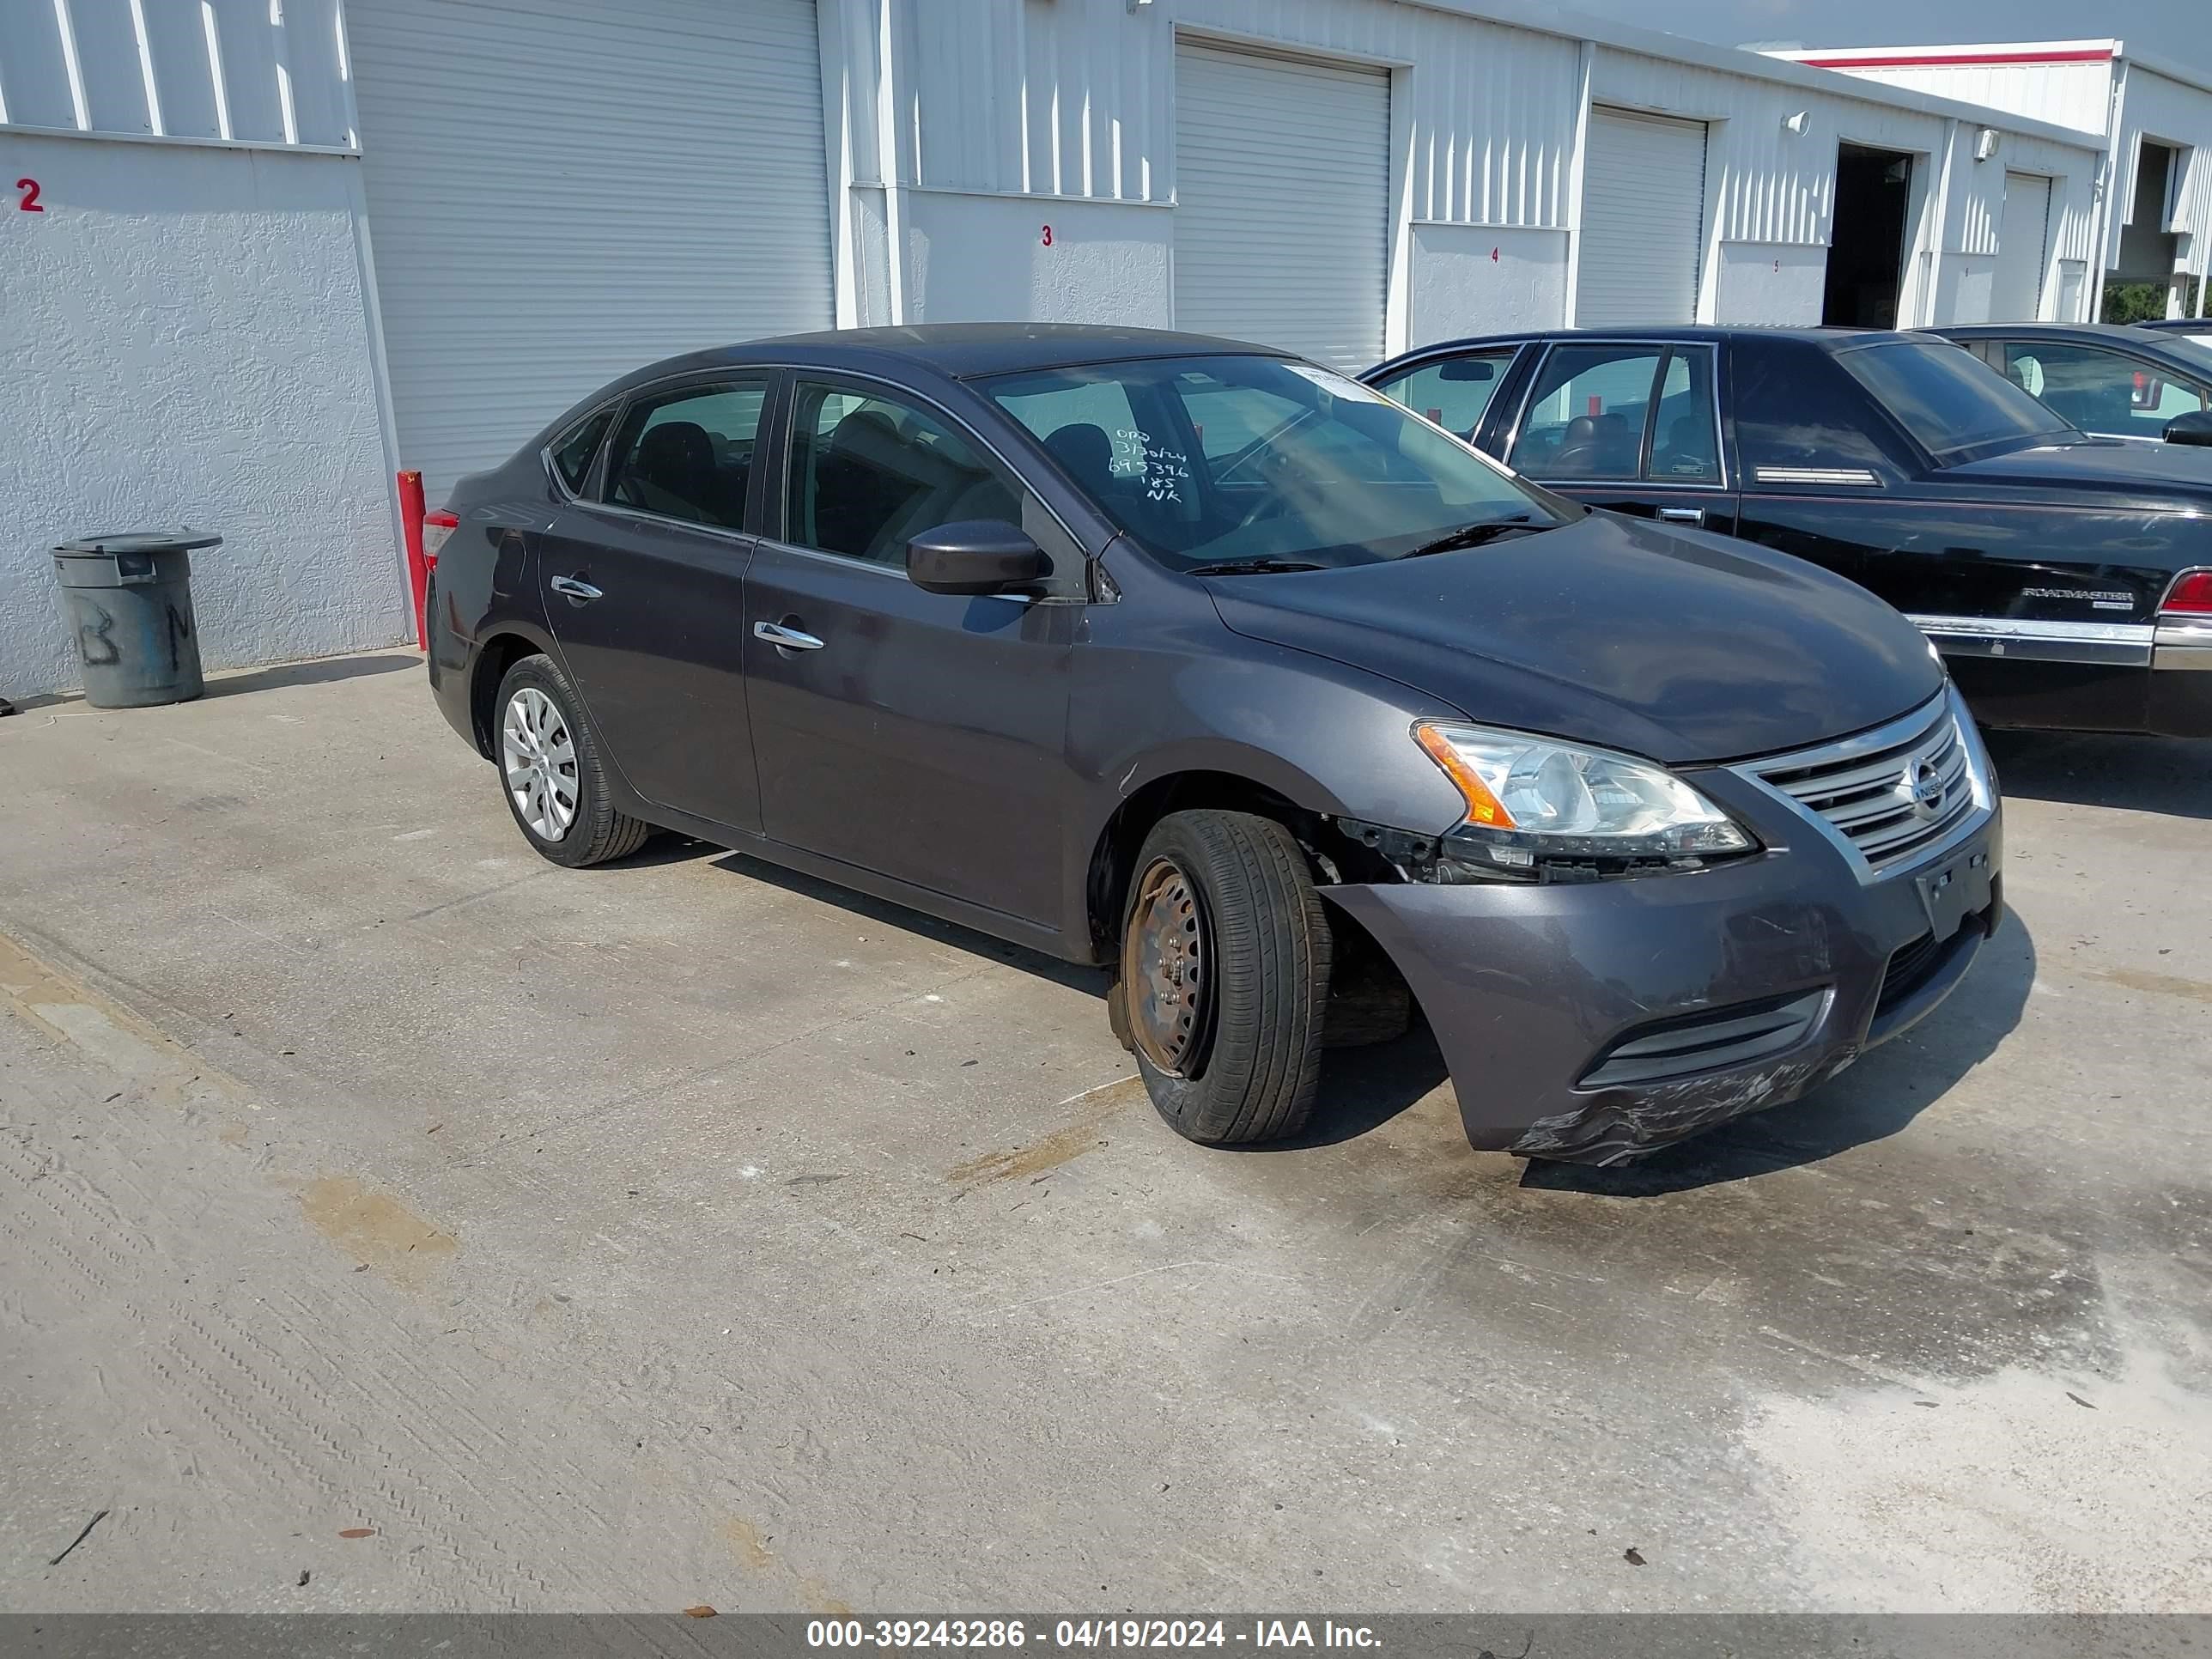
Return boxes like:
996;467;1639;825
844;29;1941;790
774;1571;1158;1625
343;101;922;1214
1982;729;2212;821
1520;908;2038;1196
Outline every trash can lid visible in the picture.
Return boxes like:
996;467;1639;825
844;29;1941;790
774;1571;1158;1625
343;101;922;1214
54;530;223;556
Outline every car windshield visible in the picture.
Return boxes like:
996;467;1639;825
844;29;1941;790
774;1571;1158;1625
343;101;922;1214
1838;339;2074;461
981;355;1565;571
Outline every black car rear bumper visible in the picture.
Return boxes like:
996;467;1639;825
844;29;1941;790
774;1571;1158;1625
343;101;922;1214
1324;786;2002;1166
1922;612;2212;737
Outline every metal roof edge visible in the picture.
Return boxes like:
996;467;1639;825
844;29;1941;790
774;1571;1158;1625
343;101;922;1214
1391;1;2109;151
1768;39;2212;106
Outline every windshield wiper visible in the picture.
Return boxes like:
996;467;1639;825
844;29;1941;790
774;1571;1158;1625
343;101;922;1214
1401;514;1541;558
1183;557;1331;576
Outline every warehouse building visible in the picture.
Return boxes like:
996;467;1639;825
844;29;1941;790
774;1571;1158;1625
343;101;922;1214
0;0;2173;698
1770;39;2212;323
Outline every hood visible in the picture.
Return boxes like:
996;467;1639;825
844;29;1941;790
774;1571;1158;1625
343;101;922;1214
1205;511;1942;766
1942;437;2212;499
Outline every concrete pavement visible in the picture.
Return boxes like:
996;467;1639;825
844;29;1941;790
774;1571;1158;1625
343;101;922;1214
1;652;2208;1613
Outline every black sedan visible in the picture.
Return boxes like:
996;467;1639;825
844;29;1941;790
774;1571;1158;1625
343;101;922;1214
426;325;1999;1165
1364;327;2212;738
1929;321;2212;449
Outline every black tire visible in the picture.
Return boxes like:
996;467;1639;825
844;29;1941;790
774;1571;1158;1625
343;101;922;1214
492;654;653;868
1118;810;1333;1146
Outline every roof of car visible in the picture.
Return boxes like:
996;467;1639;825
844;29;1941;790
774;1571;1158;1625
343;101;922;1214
661;324;1291;381
1936;322;2185;342
1930;321;2212;362
1366;326;1921;374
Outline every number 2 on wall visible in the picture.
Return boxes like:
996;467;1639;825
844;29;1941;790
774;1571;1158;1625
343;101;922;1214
16;179;43;212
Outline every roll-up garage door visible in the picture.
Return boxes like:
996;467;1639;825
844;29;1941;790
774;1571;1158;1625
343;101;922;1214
1577;109;1709;328
1172;43;1391;371
1992;173;2053;321
347;0;835;498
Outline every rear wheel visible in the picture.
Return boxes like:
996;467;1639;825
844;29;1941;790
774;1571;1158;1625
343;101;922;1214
1117;810;1333;1146
495;655;652;867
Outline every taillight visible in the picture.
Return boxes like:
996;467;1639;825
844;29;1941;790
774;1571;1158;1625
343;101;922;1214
421;508;459;563
2160;568;2212;616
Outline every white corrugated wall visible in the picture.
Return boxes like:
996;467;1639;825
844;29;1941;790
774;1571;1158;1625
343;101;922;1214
0;0;355;145
346;0;836;496
1781;56;2116;137
903;0;1580;228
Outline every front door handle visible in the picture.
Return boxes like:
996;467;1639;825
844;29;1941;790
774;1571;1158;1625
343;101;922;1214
549;575;603;602
754;620;824;652
1657;507;1706;526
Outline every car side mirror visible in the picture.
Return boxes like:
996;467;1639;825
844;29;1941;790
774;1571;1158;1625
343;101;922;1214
2163;410;2212;447
1437;358;1497;383
907;520;1049;595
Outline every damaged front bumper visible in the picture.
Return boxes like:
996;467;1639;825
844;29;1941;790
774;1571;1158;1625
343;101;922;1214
1322;776;2002;1166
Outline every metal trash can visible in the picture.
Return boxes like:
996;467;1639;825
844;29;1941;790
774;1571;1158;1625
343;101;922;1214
51;531;222;708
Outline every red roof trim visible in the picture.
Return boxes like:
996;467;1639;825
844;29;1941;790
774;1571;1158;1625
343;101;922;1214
1798;47;2115;70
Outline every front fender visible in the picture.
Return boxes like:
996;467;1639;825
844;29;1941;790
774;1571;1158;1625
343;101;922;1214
1060;543;1470;951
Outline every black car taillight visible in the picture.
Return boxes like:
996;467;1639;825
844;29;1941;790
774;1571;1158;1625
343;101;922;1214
422;508;459;563
2161;568;2212;617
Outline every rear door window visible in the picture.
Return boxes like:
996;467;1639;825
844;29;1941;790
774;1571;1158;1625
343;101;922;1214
1374;350;1520;441
1508;345;1664;479
605;381;768;530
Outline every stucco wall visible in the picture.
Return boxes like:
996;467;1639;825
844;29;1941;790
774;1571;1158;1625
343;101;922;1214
902;192;1173;328
1407;225;1568;343
1713;242;1829;325
0;131;404;699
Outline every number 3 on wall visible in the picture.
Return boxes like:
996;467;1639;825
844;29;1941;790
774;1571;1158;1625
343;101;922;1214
16;179;43;212
1040;224;1052;246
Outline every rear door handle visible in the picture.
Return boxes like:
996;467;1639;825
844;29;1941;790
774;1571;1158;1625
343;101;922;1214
1657;507;1706;526
754;620;824;652
549;575;603;602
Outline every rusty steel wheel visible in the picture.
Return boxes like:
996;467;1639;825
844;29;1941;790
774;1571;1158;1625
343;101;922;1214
1116;811;1334;1146
1121;856;1214;1078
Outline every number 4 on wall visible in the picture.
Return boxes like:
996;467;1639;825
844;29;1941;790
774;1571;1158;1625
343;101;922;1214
16;179;43;212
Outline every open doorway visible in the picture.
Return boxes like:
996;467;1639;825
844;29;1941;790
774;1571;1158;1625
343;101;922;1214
2106;139;2185;320
1823;143;1916;327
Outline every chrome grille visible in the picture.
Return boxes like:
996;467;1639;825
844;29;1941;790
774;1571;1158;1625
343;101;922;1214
1734;690;1991;879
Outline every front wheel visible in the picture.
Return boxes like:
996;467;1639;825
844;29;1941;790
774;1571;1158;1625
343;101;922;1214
1117;810;1333;1146
494;654;653;867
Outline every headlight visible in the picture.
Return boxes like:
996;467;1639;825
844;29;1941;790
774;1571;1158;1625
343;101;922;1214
1413;721;1755;873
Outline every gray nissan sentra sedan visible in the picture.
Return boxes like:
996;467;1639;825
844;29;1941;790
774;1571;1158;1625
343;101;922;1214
425;325;2002;1165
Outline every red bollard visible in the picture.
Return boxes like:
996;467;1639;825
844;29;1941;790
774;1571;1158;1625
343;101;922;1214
398;470;429;651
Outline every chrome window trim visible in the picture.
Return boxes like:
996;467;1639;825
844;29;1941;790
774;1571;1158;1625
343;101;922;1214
1753;465;1882;487
1910;612;2156;668
1501;338;1729;492
1729;687;1996;887
575;498;758;550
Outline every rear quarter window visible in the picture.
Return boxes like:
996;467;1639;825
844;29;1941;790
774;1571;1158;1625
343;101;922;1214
550;406;616;495
1733;343;1900;481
